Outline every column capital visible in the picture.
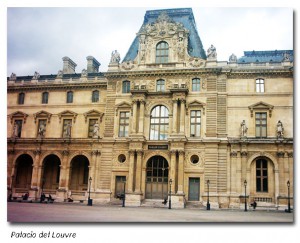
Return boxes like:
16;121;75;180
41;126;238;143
136;150;143;156
241;151;248;157
91;150;101;156
178;150;185;156
230;151;237;157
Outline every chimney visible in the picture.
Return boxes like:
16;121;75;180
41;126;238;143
62;56;77;74
86;56;101;73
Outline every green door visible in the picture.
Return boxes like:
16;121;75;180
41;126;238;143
188;177;200;201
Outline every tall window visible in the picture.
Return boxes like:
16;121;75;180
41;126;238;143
119;112;130;137
66;91;73;103
88;119;98;138
156;79;165;92
150;105;169;140
190;110;201;137
92;90;99;102
42;92;49;104
18;93;25;105
122;81;131;93
62;119;72;137
256;78;265;93
192;78;200;91
256;159;268;192
255;112;267;138
156;41;169;63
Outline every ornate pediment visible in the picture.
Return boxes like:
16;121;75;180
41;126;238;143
187;100;206;115
33;110;52;123
8;111;29;123
58;110;78;123
115;102;132;116
83;109;104;123
248;101;274;117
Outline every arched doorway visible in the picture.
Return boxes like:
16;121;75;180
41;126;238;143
69;155;89;191
42;155;61;193
145;156;169;199
14;154;33;191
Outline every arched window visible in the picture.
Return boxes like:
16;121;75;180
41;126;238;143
150;105;169;140
66;91;73;103
156;41;169;63
92;90;99;102
156;79;165;92
18;93;25;105
42;92;49;104
256;159;268;192
122;80;131;93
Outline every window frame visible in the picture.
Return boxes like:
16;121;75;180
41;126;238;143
190;110;201;137
62;119;72;138
66;91;73;103
42;92;49;104
92;90;99;103
192;78;201;92
255;112;267;138
118;111;130;137
18;92;25;105
122;81;131;94
256;159;268;192
256;78;265;93
156;79;165;92
156;41;169;63
149;105;169;140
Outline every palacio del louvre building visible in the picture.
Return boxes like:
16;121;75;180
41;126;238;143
7;8;293;209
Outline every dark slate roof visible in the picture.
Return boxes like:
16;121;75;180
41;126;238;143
123;8;207;62
237;50;294;63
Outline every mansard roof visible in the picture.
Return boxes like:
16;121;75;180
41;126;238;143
237;50;294;63
123;8;207;62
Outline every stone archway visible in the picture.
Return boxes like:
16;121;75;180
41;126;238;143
14;154;33;191
145;156;169;199
69;155;90;191
41;154;61;193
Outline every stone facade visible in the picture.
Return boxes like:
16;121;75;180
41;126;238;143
7;8;293;209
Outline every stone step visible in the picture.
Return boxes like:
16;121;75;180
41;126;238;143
141;199;168;208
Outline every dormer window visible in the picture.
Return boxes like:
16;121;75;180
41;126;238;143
256;78;265;93
156;41;169;63
156;79;165;92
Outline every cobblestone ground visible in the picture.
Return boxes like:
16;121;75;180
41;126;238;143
7;202;293;223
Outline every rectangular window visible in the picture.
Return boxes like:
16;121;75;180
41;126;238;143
256;159;268;192
192;78;200;91
66;91;73;103
190;110;201;137
255;112;267;138
156;80;165;92
256;79;265;93
119;112;130;137
42;92;49;104
92;90;99;102
62;119;72;137
88;119;98;138
13;119;23;137
18;93;25;105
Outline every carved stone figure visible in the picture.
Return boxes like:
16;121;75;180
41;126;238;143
12;123;19;138
241;120;248;137
277;120;284;138
229;53;237;63
65;122;72;138
81;69;88;77
110;50;120;63
93;121;99;138
38;123;46;137
57;70;63;78
33;71;40;80
207;44;217;59
10;73;17;81
283;52;291;61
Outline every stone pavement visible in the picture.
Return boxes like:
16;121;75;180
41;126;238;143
7;202;293;223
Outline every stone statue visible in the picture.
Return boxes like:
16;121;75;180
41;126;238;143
283;52;291;61
277;120;284;138
33;71;40;80
241;120;248;137
207;44;217;59
81;69;88;77
65;122;72;138
38;123;46;137
10;73;17;81
110;50;120;63
93;121;99;138
229;53;237;63
12;123;19;138
57;70;63;78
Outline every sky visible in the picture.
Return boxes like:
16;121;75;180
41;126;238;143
6;7;293;76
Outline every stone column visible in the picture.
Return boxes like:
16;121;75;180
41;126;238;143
172;99;178;133
90;150;100;190
177;150;185;193
93;151;101;191
127;150;135;193
58;150;69;190
230;151;238;194
31;150;41;190
132;100;137;134
134;150;143;193
138;100;145;134
170;150;177;193
179;99;186;134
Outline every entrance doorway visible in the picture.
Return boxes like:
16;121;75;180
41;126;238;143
115;176;126;198
145;156;169;199
188;177;200;201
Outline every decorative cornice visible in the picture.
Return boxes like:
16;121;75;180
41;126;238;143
230;151;237;157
